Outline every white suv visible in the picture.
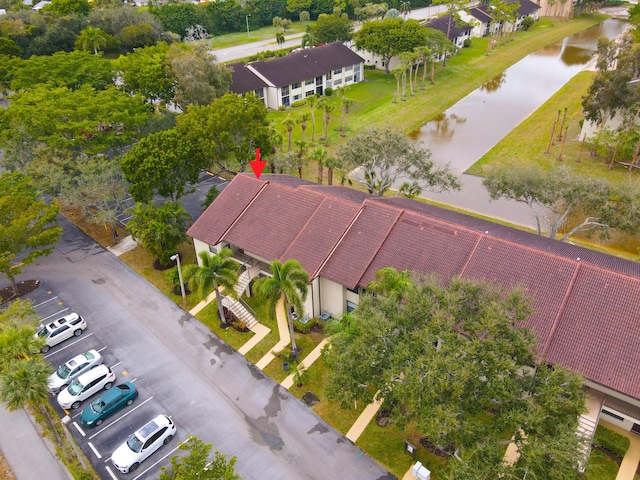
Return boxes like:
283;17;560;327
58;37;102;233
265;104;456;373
35;313;87;353
111;415;176;474
57;365;115;410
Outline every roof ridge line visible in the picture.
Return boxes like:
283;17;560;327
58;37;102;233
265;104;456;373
539;260;582;361
458;232;484;279
217;179;269;244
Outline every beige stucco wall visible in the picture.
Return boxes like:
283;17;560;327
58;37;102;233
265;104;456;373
319;277;346;318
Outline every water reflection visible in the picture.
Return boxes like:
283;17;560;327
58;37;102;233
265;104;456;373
411;18;629;175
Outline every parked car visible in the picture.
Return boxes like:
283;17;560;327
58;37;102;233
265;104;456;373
47;349;103;394
35;313;87;353
57;365;116;410
80;382;138;428
111;414;176;474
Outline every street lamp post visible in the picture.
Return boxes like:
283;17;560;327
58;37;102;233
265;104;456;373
246;14;251;38
170;253;187;307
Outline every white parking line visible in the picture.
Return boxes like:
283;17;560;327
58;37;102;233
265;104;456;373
33;296;59;308
41;308;69;322
73;422;85;437
105;465;118;479
44;333;94;359
111;362;121;369
132;444;180;480
89;396;154;440
88;442;102;459
97;347;107;353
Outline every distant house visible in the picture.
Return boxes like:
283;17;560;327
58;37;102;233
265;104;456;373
460;0;540;39
188;173;640;441
32;0;51;10
228;42;365;110
423;14;473;48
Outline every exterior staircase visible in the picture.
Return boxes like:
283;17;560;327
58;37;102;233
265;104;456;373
576;389;604;472
220;264;262;329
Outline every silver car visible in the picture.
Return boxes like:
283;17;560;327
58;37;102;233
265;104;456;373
47;349;103;394
35;313;87;353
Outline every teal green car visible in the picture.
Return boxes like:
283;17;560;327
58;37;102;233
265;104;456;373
80;382;138;428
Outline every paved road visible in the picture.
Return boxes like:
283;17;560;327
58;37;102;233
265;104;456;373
2;216;393;480
213;5;450;62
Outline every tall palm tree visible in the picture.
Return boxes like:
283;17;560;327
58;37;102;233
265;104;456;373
307;95;318;143
298;112;310;142
0;357;60;444
392;67;403;103
324;155;342;185
77;27;108;55
367;267;411;303
282;114;295;151
340;97;354;136
323;104;334;147
183;248;239;327
311;147;328;184
276;30;285;49
254;260;309;357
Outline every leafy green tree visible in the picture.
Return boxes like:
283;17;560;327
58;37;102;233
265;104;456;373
483;165;640;241
254;259;309;356
424;28;454;84
276;30;285;48
354;18;426;74
311;147;328;184
182;248;239;326
150;3;198;38
46;0;91;16
166;44;232;109
10;50;113;91
75;26;109;54
121;128;207;203
0;173;62;296
325;272;587;477
310;13;352;44
0;300;42;371
114;42;174;102
339;125;460;196
159;435;240;480
87;7;163;51
0;37;21;57
127;202;191;266
57;156;129;234
202;0;245;36
177;93;274;172
119;23;157;51
287;0;312;20
0;84;153;157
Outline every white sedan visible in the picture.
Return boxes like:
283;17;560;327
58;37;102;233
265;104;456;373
57;365;116;410
47;349;103;394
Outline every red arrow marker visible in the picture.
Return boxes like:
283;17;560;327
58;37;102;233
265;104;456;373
249;148;266;179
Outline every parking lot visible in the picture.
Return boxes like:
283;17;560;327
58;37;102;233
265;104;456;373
29;287;181;480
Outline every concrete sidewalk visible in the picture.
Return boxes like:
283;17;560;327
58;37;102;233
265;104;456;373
0;404;72;480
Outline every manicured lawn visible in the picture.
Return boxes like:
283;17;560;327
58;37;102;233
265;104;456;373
118;241;200;310
211;22;315;50
262;327;325;383
583;448;620;480
243;296;280;364
194;300;254;350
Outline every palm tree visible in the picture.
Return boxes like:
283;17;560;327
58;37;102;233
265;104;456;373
295;140;309;178
0;357;60;444
324;155;342;185
298;112;310;142
254;260;309;357
321;103;334;146
299;10;310;25
282;114;295;151
276;30;285;49
316;96;327;141
340;97;354;136
307;95;318;143
367;267;411;303
76;27;108;55
392;67;403;103
183;248;239;327
311;147;328;184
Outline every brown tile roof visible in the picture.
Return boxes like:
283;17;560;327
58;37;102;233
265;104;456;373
248;42;364;88
188;174;640;401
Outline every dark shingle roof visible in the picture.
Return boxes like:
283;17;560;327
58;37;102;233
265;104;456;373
517;0;541;15
423;15;471;41
248;42;364;88
469;5;493;23
188;174;640;401
228;62;268;94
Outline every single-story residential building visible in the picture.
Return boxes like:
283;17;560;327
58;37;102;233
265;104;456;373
188;173;640;439
228;42;364;110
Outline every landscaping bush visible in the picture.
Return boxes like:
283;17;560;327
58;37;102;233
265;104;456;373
278;105;286;111
463;38;472;48
291;98;307;107
364;64;377;70
593;425;630;460
324;87;333;96
293;316;317;333
521;17;536;31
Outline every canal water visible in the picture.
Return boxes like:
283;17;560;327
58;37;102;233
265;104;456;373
410;18;629;228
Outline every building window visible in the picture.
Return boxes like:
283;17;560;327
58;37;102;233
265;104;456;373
282;96;290;107
345;76;353;83
305;79;315;86
316;76;323;85
293;94;301;101
305;90;315;97
346;300;358;312
254;88;264;99
345;64;353;71
334;79;342;86
347;286;359;295
281;86;290;96
334;68;342;75
602;409;625;422
292;82;301;89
